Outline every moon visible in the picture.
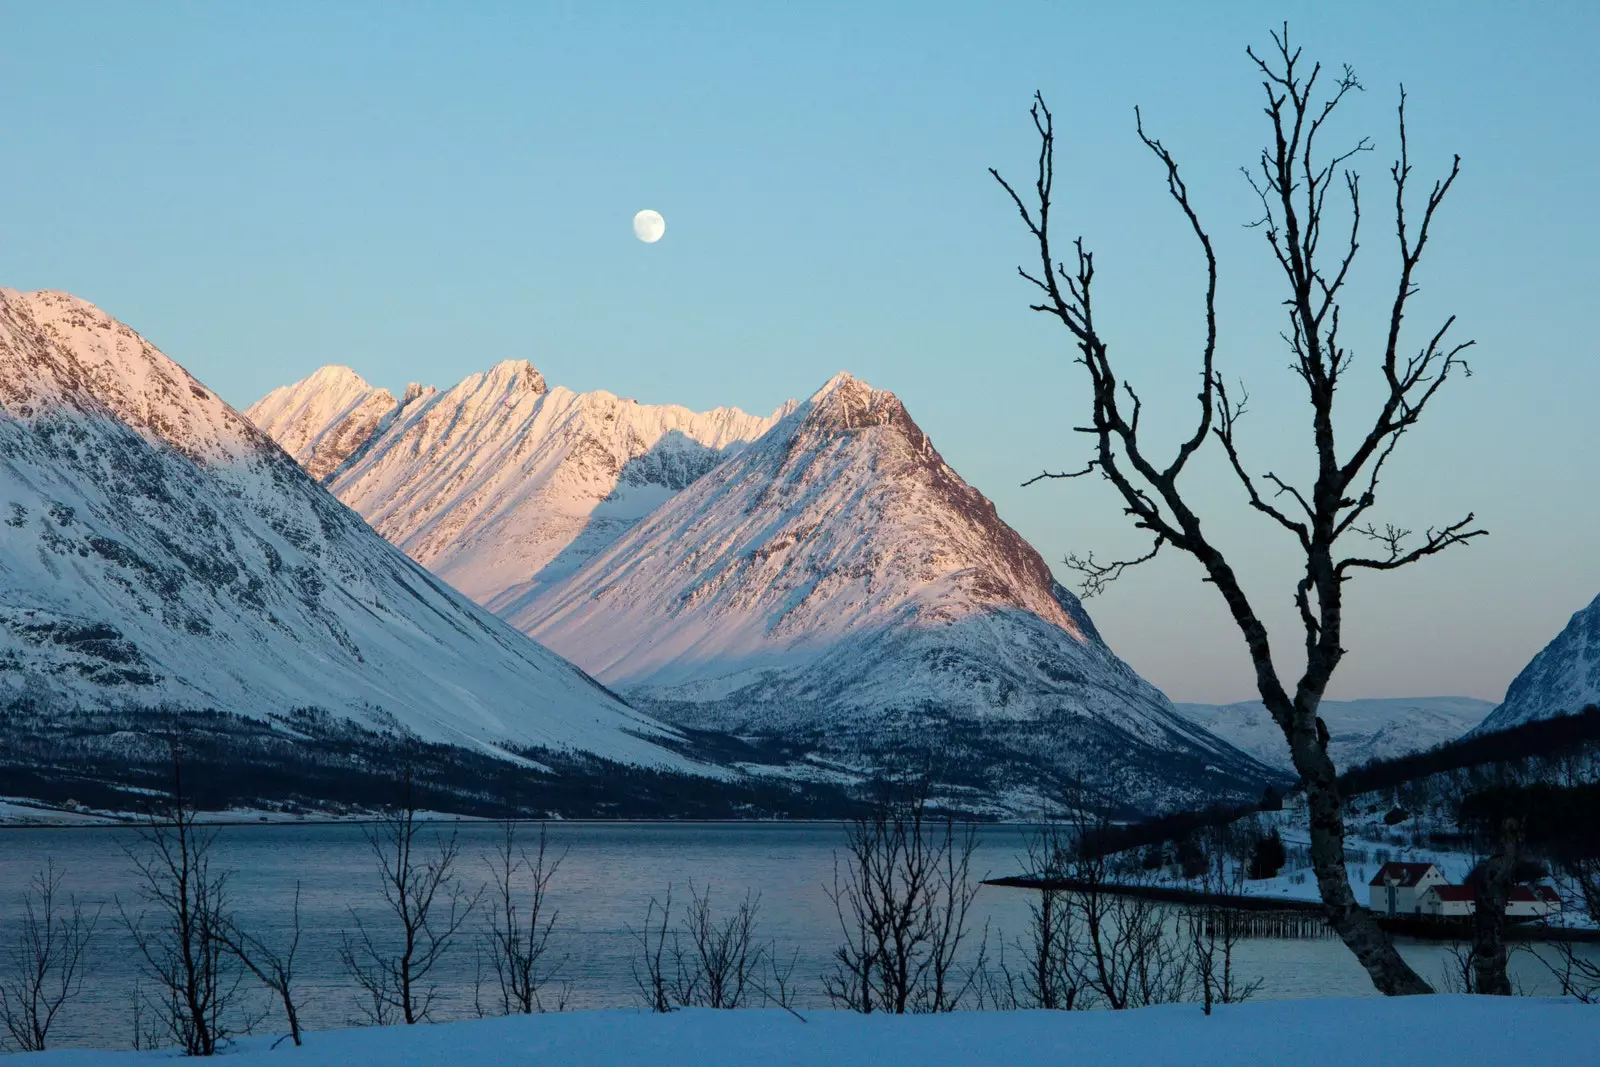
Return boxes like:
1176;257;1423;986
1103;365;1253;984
632;209;666;244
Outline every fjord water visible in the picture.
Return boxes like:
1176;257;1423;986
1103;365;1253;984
0;822;1583;1050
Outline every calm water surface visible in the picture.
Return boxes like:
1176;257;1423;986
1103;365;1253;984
0;822;1586;1050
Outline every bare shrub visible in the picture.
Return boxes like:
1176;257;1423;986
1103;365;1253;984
118;761;243;1055
1185;827;1264;1013
341;790;480;1025
0;860;99;1051
1531;860;1600;1002
823;782;986;1013
630;883;772;1011
996;822;1085;1010
482;822;568;1015
629;889;674;1013
219;884;306;1046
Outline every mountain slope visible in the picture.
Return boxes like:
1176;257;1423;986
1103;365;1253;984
519;373;1279;814
0;288;701;775
1476;592;1600;734
249;363;785;611
1172;697;1496;774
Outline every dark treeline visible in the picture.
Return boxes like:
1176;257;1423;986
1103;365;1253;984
0;699;865;821
1089;709;1600;862
1339;706;1600;798
1077;792;1281;861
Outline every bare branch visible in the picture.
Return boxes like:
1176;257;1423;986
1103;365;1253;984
1064;538;1164;599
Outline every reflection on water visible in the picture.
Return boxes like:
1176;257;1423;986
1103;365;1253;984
0;822;1587;1049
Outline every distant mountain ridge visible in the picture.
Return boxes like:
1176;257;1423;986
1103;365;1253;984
0;288;704;776
248;362;787;610
1475;592;1600;735
1172;697;1496;774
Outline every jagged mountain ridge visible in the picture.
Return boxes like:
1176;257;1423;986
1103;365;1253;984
1173;697;1496;774
247;365;408;481
248;362;787;611
0;288;704;773
518;373;1280;813
1476;592;1600;735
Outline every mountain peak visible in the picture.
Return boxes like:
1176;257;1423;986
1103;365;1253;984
800;371;909;434
479;358;547;397
245;365;399;481
302;364;376;392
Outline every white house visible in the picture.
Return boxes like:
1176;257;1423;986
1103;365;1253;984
1369;862;1448;916
1418;883;1562;919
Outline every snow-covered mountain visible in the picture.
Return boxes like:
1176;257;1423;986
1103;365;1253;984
515;373;1278;813
246;365;405;481
0;289;703;774
247;362;786;611
1475;592;1600;734
1172;697;1496;774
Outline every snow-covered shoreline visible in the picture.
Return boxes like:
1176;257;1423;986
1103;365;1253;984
17;998;1596;1066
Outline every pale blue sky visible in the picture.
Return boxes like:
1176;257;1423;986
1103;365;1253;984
3;1;1596;703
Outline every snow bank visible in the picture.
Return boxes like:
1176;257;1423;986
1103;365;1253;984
21;997;1595;1066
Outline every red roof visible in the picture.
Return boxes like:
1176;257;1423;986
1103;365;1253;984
1431;885;1476;901
1369;862;1439;888
1422;884;1561;903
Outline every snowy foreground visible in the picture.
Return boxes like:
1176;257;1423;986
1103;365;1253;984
24;998;1597;1066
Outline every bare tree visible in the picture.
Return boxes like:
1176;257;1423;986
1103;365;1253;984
118;758;243;1055
0;860;99;1051
628;888;674;1013
219;884;305;1047
671;884;765;1009
1185;827;1264;1013
822;782;986;1013
341;789;480;1025
1532;858;1600;1002
997;822;1086;1010
482;822;567;1015
991;25;1482;995
1062;804;1192;1010
630;883;771;1011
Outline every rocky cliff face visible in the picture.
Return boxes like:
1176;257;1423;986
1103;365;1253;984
0;289;701;772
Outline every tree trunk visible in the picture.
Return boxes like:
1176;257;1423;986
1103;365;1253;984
1289;707;1433;996
1471;819;1519;996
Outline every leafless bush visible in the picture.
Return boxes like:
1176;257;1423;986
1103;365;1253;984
1531;860;1600;1002
1023;791;1193;1011
996;823;1085;1010
0;860;99;1051
823;783;987;1013
341;792;480;1025
118;761;243;1055
1438;939;1478;994
218;884;305;1046
629;889;675;1013
672;884;764;1009
1184;827;1264;1013
630;883;771;1011
482;822;568;1015
1069;850;1192;1009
